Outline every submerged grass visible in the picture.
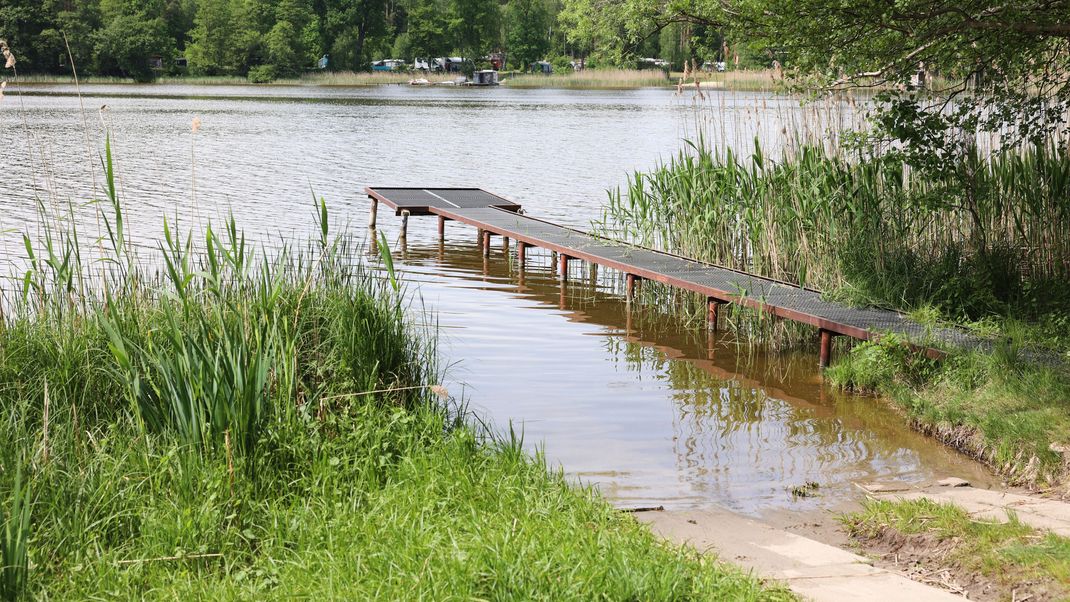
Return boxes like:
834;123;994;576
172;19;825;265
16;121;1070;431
0;138;789;598
844;497;1070;599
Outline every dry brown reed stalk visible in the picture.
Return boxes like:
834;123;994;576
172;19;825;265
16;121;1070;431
225;429;234;498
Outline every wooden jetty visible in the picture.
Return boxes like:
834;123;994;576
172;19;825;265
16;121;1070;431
365;187;983;367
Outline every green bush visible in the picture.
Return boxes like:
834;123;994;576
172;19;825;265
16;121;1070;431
246;64;278;83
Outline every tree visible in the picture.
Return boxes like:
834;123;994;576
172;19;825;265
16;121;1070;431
319;0;388;71
406;0;451;59
505;0;550;69
94;13;174;80
561;0;1070;145
448;0;500;60
0;0;53;72
38;0;103;74
186;0;237;74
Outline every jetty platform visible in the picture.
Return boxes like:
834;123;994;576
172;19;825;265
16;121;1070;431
366;187;983;366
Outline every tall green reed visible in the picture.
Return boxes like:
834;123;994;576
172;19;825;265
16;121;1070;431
598;138;1070;321
0;465;30;602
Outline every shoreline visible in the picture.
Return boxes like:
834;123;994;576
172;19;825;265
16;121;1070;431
7;68;785;92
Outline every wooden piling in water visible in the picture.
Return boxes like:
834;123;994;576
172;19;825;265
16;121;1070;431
482;230;491;257
438;215;447;240
819;329;834;368
708;297;724;331
400;210;410;240
559;254;570;279
626;274;640;301
368;198;378;229
517;241;527;265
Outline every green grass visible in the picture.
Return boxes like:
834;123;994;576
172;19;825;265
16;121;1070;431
844;498;1070;598
826;335;1070;485
0;139;790;599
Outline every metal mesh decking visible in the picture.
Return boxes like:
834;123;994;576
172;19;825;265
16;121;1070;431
366;187;521;214
430;205;990;352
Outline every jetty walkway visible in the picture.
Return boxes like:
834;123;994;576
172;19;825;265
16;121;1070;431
366;187;984;366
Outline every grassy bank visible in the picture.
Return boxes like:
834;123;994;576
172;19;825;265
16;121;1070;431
598;139;1070;484
0;149;789;599
826;335;1070;486
844;498;1070;600
502;69;670;89
15;68;786;91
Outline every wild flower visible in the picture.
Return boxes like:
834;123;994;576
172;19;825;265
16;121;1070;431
191;116;201;133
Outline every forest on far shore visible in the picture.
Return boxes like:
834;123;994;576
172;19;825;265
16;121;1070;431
0;0;747;81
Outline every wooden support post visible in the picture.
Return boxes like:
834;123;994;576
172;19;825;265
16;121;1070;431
819;329;834;368
477;228;484;244
559;254;570;279
438;216;446;240
368;198;378;229
517;242;527;266
502;236;510;253
626;274;639;301
481;230;491;257
400;210;410;240
707;297;723;331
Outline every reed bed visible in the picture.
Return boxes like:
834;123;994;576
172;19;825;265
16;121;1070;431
598;140;1070;321
503;69;670;89
671;69;787;93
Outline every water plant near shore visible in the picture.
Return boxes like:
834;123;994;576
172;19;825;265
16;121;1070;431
598;133;1070;485
598;139;1070;322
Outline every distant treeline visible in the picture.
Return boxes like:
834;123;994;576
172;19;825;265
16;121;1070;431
0;0;753;81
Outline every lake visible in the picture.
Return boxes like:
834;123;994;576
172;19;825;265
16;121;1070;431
0;83;991;515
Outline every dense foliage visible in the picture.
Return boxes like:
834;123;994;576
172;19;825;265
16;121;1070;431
0;0;731;80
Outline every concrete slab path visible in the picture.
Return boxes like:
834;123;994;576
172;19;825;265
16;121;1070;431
636;508;965;601
874;485;1070;537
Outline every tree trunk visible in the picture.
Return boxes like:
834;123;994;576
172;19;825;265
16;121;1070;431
355;18;369;69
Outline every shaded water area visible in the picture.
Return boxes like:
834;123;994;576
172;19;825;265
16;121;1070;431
0;84;993;515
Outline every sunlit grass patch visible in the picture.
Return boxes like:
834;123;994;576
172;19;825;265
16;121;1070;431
845;498;1070;599
503;69;671;89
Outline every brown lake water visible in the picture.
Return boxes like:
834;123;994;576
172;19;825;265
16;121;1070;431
0;83;993;515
